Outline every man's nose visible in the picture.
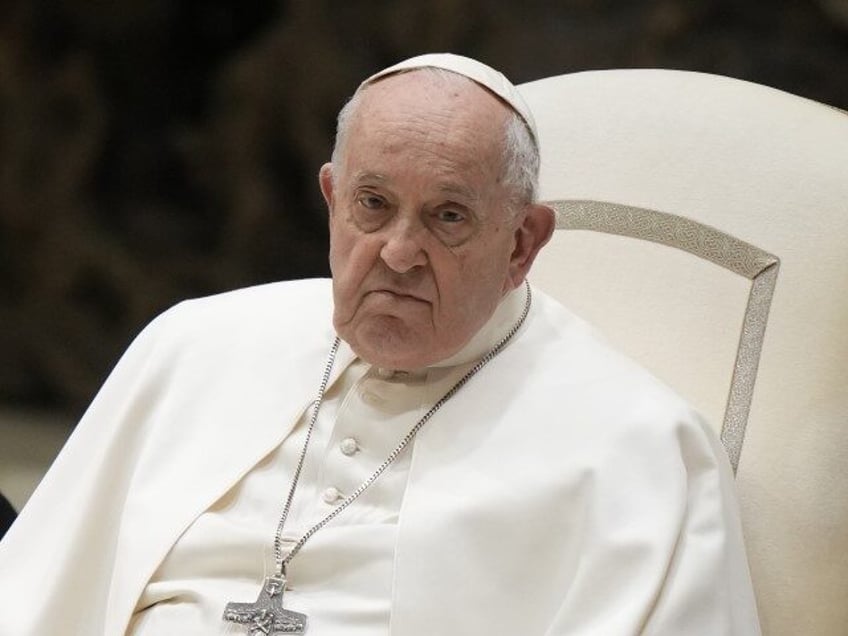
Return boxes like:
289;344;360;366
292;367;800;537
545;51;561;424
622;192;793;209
379;220;428;273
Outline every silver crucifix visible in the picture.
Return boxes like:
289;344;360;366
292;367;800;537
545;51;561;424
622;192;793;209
223;574;307;635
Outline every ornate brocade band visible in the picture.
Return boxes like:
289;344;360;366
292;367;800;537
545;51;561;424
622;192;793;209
545;199;781;474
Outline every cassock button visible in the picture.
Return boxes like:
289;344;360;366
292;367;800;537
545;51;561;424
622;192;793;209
340;437;359;456
322;486;342;504
360;390;384;406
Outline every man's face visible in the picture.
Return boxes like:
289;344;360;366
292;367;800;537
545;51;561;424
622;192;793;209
320;72;540;370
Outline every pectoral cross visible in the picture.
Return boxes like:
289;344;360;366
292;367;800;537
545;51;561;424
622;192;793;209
223;574;307;635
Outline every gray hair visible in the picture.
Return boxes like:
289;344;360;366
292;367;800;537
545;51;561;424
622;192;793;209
331;68;540;212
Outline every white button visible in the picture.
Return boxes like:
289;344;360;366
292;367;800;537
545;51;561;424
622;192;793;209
360;390;384;406
322;487;342;504
340;437;359;456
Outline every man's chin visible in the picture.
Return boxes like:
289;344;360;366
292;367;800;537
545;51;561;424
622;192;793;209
355;341;438;371
341;320;443;370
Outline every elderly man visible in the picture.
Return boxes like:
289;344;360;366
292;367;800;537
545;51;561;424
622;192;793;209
0;54;759;634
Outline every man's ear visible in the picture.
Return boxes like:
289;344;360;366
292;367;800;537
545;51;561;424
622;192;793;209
507;203;556;288
319;163;335;212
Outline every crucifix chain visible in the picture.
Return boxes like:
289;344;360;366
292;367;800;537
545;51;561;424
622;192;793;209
223;282;532;634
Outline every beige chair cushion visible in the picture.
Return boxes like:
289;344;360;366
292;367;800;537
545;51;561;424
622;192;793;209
520;69;848;636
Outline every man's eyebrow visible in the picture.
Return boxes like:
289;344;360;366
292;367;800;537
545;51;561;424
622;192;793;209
437;182;480;203
352;172;480;203
353;171;388;185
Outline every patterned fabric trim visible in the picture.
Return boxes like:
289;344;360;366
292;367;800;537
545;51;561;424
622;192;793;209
544;199;781;474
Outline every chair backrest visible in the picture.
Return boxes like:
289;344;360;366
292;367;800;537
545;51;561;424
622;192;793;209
519;69;848;636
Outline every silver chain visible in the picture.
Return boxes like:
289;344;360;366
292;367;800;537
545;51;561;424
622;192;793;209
272;281;532;574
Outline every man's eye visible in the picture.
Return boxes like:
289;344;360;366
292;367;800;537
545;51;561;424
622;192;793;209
437;209;465;223
358;194;386;210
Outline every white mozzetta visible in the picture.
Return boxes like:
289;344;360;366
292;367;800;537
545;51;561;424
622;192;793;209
0;279;758;634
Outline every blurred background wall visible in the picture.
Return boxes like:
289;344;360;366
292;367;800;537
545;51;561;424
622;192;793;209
1;0;847;508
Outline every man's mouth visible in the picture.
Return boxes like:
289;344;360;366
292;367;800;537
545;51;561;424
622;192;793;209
368;288;429;303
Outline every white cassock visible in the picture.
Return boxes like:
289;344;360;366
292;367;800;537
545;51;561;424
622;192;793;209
0;279;760;635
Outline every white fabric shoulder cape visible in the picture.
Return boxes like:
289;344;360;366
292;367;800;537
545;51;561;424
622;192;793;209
0;278;759;635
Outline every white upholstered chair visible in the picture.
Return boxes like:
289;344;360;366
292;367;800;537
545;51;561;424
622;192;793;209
519;69;848;635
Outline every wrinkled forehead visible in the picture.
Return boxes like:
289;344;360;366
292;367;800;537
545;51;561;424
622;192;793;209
356;69;509;130
345;73;510;185
360;53;538;146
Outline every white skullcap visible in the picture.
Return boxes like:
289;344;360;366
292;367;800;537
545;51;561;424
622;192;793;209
361;53;538;145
